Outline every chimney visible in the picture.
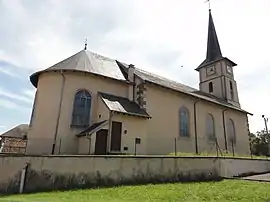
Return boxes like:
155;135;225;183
128;64;135;101
128;64;135;81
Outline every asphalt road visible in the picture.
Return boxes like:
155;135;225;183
242;173;270;182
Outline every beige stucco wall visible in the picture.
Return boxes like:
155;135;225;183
111;114;148;155
26;69;250;156
145;84;197;154
199;60;240;106
76;97;147;155
145;83;250;155
27;71;128;155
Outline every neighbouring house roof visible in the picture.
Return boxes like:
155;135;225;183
76;120;108;137
29;49;252;115
0;124;28;139
99;92;151;118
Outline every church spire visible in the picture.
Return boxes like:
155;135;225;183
206;9;222;62
196;9;224;70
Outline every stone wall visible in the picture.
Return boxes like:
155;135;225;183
0;155;270;195
0;137;27;154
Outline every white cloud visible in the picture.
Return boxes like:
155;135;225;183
0;0;269;133
0;68;19;78
0;88;32;104
0;99;21;110
23;89;35;99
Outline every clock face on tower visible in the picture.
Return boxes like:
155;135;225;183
206;66;216;76
227;65;232;74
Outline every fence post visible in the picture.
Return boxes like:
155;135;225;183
215;138;219;157
231;140;235;157
58;138;62;154
249;137;253;159
134;138;137;156
88;137;91;155
174;138;177;156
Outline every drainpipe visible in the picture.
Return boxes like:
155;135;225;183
52;70;66;155
107;111;114;154
194;100;200;154
222;108;228;153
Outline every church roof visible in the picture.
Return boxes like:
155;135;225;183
29;49;252;115
30;50;127;87
99;92;151;118
196;10;237;70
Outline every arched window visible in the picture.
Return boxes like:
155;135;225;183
71;90;91;127
227;118;236;144
206;113;215;141
179;107;190;137
209;82;213;93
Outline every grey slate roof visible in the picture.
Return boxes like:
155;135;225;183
76;120;108;137
196;10;237;70
30;50;127;87
99;92;151;118
29;49;252;115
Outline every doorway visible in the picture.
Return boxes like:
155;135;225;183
110;121;122;151
95;129;108;155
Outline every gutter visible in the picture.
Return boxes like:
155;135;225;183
194;100;200;154
52;70;66;154
222;108;228;153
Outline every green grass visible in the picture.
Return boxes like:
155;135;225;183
168;152;269;160
1;180;270;202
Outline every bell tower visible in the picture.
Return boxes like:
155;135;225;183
196;9;241;108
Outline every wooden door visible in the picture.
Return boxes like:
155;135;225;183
110;121;122;151
95;129;108;155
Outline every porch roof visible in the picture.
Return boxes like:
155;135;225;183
76;120;108;137
98;92;151;119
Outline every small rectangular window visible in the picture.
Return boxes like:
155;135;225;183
209;82;213;93
229;81;234;100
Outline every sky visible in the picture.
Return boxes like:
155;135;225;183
0;0;269;134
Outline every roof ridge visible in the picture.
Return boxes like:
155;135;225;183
135;68;198;91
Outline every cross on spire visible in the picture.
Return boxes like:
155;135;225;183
84;38;87;50
205;0;211;10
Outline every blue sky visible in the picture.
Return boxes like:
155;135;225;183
0;0;269;134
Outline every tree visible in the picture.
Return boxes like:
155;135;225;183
249;130;270;156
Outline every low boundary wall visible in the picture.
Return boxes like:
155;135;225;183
0;155;269;194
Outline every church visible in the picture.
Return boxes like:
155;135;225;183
26;10;252;156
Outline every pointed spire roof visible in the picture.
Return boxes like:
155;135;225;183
206;9;222;62
196;9;236;70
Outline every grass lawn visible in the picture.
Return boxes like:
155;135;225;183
169;152;269;160
1;180;270;202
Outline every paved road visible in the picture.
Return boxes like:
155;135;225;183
242;173;270;182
